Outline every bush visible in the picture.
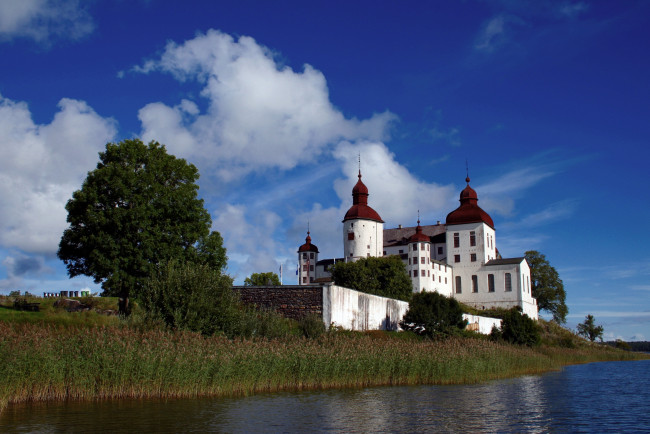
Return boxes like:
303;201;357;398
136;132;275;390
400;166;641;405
492;307;540;347
400;292;467;338
299;313;326;339
140;260;240;337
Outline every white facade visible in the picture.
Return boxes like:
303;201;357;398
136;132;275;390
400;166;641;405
303;173;539;320
343;218;384;260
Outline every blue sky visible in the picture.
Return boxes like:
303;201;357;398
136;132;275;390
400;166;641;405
1;0;648;341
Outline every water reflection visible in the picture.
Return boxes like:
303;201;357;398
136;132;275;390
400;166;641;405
2;360;649;433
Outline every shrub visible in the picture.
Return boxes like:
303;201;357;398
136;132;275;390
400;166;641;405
299;313;326;339
492;307;540;346
140;260;240;337
330;256;412;301
400;292;467;338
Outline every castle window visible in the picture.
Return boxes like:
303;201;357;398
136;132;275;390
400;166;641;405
505;273;512;292
471;253;477;262
438;246;443;255
367;253;370;257
421;257;425;264
302;277;306;284
310;277;314;283
427;244;430;251
454;233;459;248
348;232;354;240
399;249;403;254
412;243;418;250
470;231;476;246
472;275;478;293
439;276;441;283
445;277;447;284
310;265;314;271
303;265;308;271
488;274;495;292
367;245;370;249
408;258;411;265
383;251;386;256
421;270;426;277
302;253;307;259
428;270;430;277
420;243;425;251
454;255;460;263
455;276;462;294
310;252;314;259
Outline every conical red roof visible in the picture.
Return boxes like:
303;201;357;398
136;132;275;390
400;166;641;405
343;171;383;223
446;177;494;228
298;231;319;253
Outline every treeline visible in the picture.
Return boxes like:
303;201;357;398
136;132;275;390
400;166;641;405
606;341;650;352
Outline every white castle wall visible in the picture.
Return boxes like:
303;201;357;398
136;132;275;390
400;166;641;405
322;284;500;334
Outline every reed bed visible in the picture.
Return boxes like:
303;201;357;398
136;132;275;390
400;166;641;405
0;322;643;412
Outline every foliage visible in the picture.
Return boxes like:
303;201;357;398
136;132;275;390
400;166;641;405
525;250;568;324
58;139;226;315
329;256;412;301
2;322;644;412
400;292;467;337
577;314;604;342
244;272;281;286
613;339;631;351
140;260;240;337
492;307;541;347
299;313;326;339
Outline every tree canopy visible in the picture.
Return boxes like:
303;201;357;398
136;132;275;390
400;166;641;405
329;255;413;301
400;291;467;337
244;272;281;286
525;250;568;324
577;314;604;342
58;139;226;314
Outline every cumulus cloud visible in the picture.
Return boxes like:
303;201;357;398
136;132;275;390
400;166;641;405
211;204;283;281
0;94;116;254
134;29;396;180
332;141;456;227
0;0;94;43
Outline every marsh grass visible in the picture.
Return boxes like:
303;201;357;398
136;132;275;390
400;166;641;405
0;320;644;412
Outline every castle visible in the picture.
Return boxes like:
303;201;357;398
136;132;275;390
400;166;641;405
297;170;538;320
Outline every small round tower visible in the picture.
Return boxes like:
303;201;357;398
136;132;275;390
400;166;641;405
298;230;319;285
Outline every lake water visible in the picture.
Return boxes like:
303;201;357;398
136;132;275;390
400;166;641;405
2;359;649;433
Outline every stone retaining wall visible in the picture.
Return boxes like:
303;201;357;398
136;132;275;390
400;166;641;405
233;285;323;321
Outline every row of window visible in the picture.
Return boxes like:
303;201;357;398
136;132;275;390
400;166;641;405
410;243;430;252
301;252;315;259
455;273;512;294
410;269;448;284
301;276;314;283
453;231;476;248
302;264;315;272
454;254;478;263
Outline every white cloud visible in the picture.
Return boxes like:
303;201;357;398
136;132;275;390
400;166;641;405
0;94;116;254
134;29;396;180
332;141;456;227
211;204;283;282
0;0;94;43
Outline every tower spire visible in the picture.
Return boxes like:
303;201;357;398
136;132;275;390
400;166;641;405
358;153;361;179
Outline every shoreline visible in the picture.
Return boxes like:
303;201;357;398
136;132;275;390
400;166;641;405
1;322;645;412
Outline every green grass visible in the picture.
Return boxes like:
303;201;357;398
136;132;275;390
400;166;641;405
0;298;646;412
0;317;645;412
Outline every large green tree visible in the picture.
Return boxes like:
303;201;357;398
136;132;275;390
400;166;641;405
58;139;226;314
525;250;568;324
577;314;604;342
244;272;281;286
329;255;412;302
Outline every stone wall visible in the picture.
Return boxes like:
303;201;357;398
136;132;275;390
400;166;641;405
233;285;323;321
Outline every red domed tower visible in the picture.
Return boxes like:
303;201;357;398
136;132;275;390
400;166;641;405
298;230;319;285
342;169;384;260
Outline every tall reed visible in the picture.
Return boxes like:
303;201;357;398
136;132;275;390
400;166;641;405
0;322;643;412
